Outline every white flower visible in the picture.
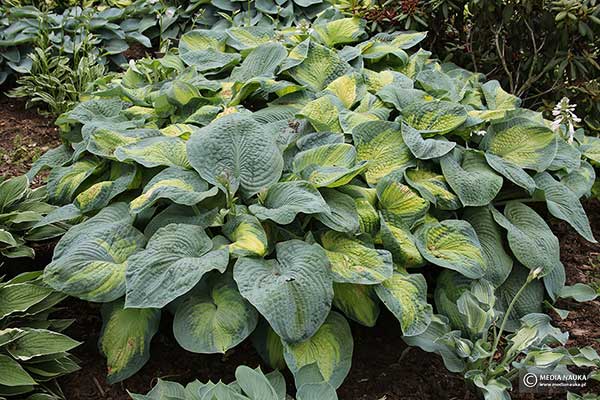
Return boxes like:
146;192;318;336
470;129;486;137
551;97;580;144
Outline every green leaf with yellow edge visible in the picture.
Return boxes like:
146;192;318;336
375;270;432;336
482;118;558;172
481;80;520;111
283;311;353;389
312;18;365;47
99;299;160;384
249;181;330;225
234;240;333;343
115;137;191;169
322;73;366;109
293;143;369;188
284;40;352;92
351;120;414;185
173;274;258;354
376;175;429;229
125;224;229;308
440;149;503;207
297;95;343;132
404;167;461;210
47;158;105;205
75;163;137;214
379;213;424;267
402;101;467;135
44;205;145;302
321;231;393;284
129;168;218;214
333;283;380;327
223;214;268;258
415;220;486;279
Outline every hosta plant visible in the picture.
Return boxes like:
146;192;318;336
128;364;337;400
0;271;80;398
0;175;71;259
31;13;600;398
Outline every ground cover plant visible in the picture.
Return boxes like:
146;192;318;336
0;271;80;399
9;9;599;400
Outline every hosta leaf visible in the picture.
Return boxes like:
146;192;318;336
354;197;380;235
548;137;581;172
580;136;600;163
45;209;145;302
226;26;274;51
483;153;537;194
533;172;596;243
187;114;283;197
321;231;393;284
74;163;137;213
0;175;28;211
315;188;360;233
312;18;365;47
559;160;595;198
415;220;486;279
333;283;380;327
130;168;218;214
375;271;432;336
440;149;503;207
402;101;467;135
283;311;352;389
377;87;432;111
496;265;544;329
235;366;281;400
351;120;414;185
125;224;229;308
463;207;513;287
293;143;368;188
323;73;367;109
491;202;562;279
115;137;191;169
482;118;557;172
0;354;36;387
47;158;104;205
0;283;53;319
404;168;461;210
234;240;333;343
100;300;160;384
173;274;258;354
249;181;329;225
376;176;429;228
401;122;455;160
296;382;338;400
298;95;343;132
178;30;241;71
379;214;424;267
5;329;80;361
223;214;268;257
415;70;460;102
230;42;287;82
252;320;286;371
284;40;352;91
481;80;520;111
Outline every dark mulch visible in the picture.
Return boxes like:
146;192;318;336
0;95;61;183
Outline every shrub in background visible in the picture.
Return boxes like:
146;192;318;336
339;0;600;130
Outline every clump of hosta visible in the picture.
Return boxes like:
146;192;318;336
32;11;599;398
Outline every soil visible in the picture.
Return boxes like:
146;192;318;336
0;95;61;184
52;200;600;400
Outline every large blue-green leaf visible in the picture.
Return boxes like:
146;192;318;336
125;224;229;308
283;311;353;389
100;299;160;384
173;274;257;354
187;114;283;197
234;240;333;343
